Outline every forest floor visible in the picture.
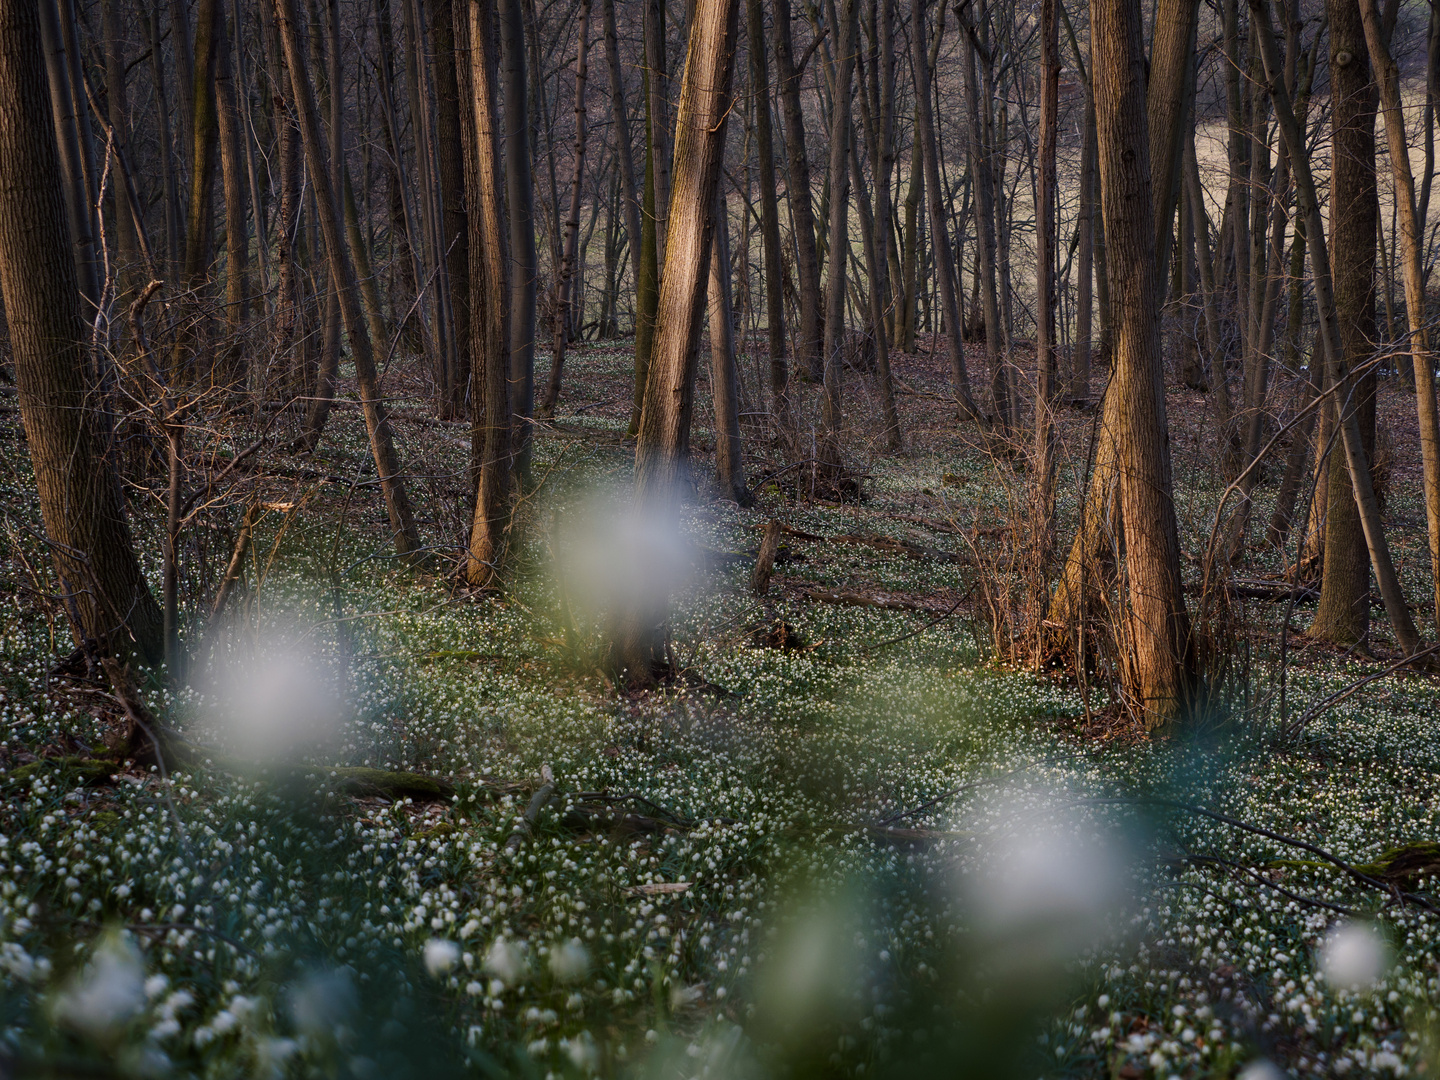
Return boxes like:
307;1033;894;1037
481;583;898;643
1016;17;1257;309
0;334;1438;1079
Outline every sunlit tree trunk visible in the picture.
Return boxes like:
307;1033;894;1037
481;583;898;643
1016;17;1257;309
461;0;513;585
1091;0;1191;724
501;0;537;477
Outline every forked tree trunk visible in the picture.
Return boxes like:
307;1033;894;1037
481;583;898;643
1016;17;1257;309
1359;0;1440;634
460;0;513;585
621;0;741;683
272;0;422;558
0;0;163;664
1091;0;1192;725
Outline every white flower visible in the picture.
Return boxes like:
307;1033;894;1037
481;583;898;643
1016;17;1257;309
52;932;146;1041
424;939;460;977
1319;922;1388;991
548;939;589;982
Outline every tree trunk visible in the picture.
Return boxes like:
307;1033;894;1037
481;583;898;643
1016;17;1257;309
183;0;221;290
623;0;741;683
540;0;591;417
819;0;856;472
1071;85;1094;400
460;0;513;585
1091;0;1192;724
272;0;422;558
917;0;980;420
709;190;749;502
746;0;794;450
0;0;163;664
601;0;642;293
501;0;537;477
1310;0;1382;647
215;4;249;387
957;7;1003;425
773;0;823;378
434;0;472;420
1034;0;1059;542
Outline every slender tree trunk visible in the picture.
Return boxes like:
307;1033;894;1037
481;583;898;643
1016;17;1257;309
460;0;513;585
746;0;794;449
38;0;99;309
916;0;980;420
773;0;823;378
644;0;671;269
898;109;921;353
101;0;140;297
601;0;642;293
1071;86;1094;400
957;7;1002;425
819;0;857;472
709;189;748;501
540;0;591;416
849;121;901;450
1034;0;1059;541
0;0;163;664
501;0;537;476
272;0;422;558
434;0;472;420
183;0;221;289
215;5;249;387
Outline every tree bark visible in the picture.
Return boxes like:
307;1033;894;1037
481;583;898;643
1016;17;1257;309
1034;0;1059;540
460;0;513;585
500;0;537;476
434;0;472;420
623;0;741;683
0;0;163;664
818;0;856;472
601;0;642;293
540;0;591;416
709;190;749;502
1091;0;1192;724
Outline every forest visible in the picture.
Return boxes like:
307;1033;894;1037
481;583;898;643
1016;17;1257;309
1;0;1440;1073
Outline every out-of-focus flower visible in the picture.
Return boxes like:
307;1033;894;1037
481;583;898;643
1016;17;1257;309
52;931;146;1041
1318;921;1388;990
424;938;460;977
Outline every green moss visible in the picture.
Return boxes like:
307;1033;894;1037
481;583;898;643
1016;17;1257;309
6;756;116;787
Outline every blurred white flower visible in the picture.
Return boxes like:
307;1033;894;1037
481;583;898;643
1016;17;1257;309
484;938;525;985
198;632;344;761
52;932;146;1041
1319;921;1388;990
424;938;460;977
1238;1059;1287;1080
287;967;357;1039
548;939;589;982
